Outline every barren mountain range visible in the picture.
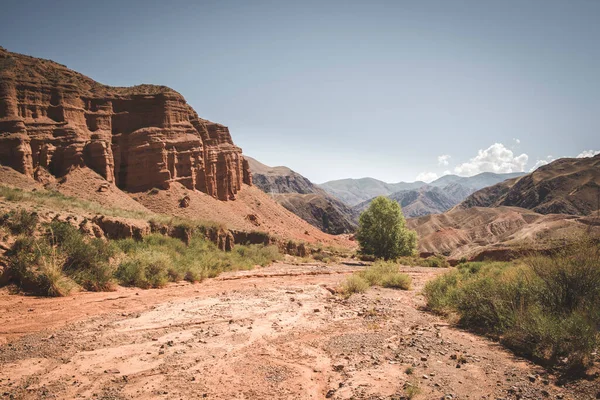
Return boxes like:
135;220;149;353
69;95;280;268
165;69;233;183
249;156;526;221
411;156;600;260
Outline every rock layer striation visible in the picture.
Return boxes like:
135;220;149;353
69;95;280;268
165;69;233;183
0;47;251;200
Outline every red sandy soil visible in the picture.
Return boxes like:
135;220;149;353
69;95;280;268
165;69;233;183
1;262;596;399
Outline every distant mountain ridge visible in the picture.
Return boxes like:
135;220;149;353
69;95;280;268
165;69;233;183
319;178;426;206
320;172;525;207
342;172;526;218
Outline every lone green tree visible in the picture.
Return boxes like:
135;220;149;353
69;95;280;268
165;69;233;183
356;196;417;260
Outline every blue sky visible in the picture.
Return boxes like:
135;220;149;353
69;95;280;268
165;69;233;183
1;0;598;183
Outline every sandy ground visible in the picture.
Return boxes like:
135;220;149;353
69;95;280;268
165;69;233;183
0;262;597;399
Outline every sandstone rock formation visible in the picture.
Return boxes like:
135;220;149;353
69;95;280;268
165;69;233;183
0;47;251;200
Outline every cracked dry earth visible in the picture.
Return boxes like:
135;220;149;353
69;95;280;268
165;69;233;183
0;262;597;399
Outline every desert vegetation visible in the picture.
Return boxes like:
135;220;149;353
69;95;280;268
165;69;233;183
340;260;412;296
355;196;417;260
424;238;600;372
397;254;450;268
3;216;282;296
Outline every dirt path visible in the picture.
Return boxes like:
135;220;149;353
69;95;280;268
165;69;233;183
0;262;594;399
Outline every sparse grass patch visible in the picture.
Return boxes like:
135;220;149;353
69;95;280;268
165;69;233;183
340;274;369;297
0;185;150;220
340;261;412;297
424;239;600;372
403;381;421;399
381;272;411;289
312;251;339;264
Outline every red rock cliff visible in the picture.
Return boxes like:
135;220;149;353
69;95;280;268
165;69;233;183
0;47;251;200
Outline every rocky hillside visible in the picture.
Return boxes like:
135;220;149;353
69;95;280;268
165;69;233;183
407;206;598;261
246;157;356;234
245;156;317;194
460;155;600;215
0;46;250;200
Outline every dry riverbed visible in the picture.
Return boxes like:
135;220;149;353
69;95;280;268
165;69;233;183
0;262;597;399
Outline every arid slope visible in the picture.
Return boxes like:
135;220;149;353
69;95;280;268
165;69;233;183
461;155;600;215
408;206;598;260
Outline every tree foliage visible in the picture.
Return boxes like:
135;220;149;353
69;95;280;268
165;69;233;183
356;196;417;260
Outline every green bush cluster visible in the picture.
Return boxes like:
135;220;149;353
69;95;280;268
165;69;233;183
6;221;115;296
397;255;450;268
341;261;412;296
424;240;600;372
5;222;282;295
116;234;282;288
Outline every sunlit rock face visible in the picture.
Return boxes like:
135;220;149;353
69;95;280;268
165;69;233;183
0;46;251;200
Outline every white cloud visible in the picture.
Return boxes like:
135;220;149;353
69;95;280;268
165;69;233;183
443;170;452;175
529;155;556;172
437;154;451;166
513;138;521;144
454;143;528;176
577;150;600;158
415;172;439;183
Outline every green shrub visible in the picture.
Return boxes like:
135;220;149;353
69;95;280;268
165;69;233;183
341;274;369;296
48;221;116;291
356;197;417;260
340;261;412;296
5;217;283;294
359;261;399;286
4;209;38;235
423;270;461;314
381;272;411;289
6;236;76;296
423;255;450;268
424;240;600;372
234;244;282;267
116;250;171;288
396;254;450;268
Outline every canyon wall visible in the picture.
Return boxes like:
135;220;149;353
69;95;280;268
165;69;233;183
0;47;251;200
